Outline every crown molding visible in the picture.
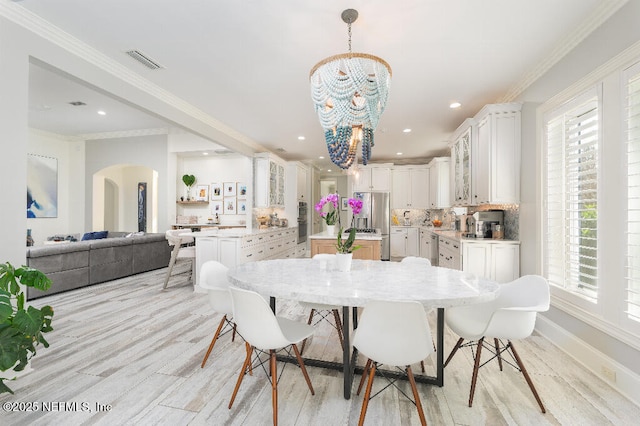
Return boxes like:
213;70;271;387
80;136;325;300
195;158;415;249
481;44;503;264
0;0;263;151
497;0;629;102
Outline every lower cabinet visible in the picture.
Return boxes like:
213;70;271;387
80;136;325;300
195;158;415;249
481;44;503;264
461;240;520;283
311;238;381;260
391;227;419;258
438;235;461;270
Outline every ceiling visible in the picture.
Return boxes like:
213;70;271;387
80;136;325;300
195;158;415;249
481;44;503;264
17;0;612;170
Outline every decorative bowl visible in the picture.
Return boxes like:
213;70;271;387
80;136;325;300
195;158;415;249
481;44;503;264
432;220;443;227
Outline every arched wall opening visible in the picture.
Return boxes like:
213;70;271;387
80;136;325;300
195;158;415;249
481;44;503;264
92;164;158;233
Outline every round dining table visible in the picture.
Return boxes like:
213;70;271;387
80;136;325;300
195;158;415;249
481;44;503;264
227;258;500;399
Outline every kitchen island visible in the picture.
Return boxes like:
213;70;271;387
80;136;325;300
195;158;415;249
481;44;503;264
309;230;382;260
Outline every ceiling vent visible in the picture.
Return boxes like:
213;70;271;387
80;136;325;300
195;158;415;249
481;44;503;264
125;50;164;70
214;149;234;155
69;101;86;106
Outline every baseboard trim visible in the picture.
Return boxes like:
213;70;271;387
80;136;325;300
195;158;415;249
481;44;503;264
536;316;640;407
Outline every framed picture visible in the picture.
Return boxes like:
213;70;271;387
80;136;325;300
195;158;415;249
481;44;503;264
237;182;247;199
210;183;223;200
195;185;209;201
211;201;223;214
224;197;237;214
27;154;58;218
238;200;247;213
224;182;236;197
341;197;349;211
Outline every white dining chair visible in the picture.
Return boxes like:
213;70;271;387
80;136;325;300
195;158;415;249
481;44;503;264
199;260;237;368
401;255;434;372
298;254;344;354
400;256;432;266
163;229;196;289
353;300;434;426
228;286;316;425
443;275;550;412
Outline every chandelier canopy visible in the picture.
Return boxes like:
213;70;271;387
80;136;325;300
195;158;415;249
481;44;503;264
310;9;392;169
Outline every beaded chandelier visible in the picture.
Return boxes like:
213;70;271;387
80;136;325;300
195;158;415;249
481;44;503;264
310;9;392;169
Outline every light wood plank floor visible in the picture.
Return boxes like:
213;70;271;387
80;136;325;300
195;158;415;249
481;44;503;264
2;266;639;425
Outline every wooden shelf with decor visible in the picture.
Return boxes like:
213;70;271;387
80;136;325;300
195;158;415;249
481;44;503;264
176;201;209;205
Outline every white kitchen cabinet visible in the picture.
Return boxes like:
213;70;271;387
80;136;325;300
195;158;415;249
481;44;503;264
471;103;522;205
352;164;392;192
438;235;461;270
285;162;310;222
419;229;438;265
391;227;419;258
450;119;473;207
391;166;429;209
461;240;520;283
428;157;450;209
254;153;285;208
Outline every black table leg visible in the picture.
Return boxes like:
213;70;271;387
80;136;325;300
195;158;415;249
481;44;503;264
437;307;444;387
342;305;351;399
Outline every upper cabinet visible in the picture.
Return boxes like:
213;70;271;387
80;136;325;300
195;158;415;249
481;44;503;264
472;103;522;205
450;118;473;207
428;157;450;209
351;164;392;192
254;153;285;208
391;166;429;209
450;103;522;207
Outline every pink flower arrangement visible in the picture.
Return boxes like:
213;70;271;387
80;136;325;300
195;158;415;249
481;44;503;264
348;198;363;216
315;193;340;225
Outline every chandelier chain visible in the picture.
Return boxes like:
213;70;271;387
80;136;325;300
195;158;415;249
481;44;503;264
348;21;352;53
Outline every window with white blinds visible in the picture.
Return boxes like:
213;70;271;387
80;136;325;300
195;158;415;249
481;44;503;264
626;64;640;323
544;91;599;301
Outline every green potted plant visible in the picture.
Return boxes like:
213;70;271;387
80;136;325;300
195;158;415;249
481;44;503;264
182;174;196;200
0;262;54;394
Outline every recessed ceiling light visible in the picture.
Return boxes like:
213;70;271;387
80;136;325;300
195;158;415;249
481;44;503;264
319;156;325;159
203;152;209;155
327;169;332;172
298;136;306;141
397;152;403;156
403;128;411;133
449;102;462;109
97;110;106;115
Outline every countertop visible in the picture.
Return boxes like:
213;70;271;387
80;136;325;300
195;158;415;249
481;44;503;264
183;226;297;238
393;225;519;243
309;230;382;241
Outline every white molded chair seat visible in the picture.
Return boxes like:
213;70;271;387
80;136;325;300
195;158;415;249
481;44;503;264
298;254;344;354
353;300;434;426
444;275;550;413
228;286;315;425
163;229;196;289
400;256;432;267
199;260;237;368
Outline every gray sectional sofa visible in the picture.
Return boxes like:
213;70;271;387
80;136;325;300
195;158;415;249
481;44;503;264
26;232;172;299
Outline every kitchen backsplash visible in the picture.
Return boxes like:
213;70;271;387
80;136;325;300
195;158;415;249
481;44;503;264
392;204;520;240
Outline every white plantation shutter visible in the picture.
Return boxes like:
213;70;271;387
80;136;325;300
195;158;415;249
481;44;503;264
626;64;640;323
544;90;599;300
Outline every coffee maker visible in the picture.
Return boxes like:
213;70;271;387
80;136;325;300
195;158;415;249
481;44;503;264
468;211;504;238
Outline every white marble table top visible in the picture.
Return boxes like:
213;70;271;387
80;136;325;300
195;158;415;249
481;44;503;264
228;258;499;309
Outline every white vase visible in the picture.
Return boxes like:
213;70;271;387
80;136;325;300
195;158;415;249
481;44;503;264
326;224;336;236
335;252;353;272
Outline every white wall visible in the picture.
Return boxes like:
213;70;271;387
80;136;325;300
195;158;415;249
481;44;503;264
515;0;640;386
26;131;85;245
85;135;170;231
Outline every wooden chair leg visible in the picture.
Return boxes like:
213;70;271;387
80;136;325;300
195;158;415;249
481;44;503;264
509;341;546;413
420;360;426;373
358;362;377;426
292;344;315;395
229;343;253;409
468;337;484;407
443;337;464;368
232;322;237;342
494;338;503;371
332;309;345;350
300;309;316;355
406;366;427;426
356;358;372;395
201;315;227;368
270;350;278;426
162;247;179;289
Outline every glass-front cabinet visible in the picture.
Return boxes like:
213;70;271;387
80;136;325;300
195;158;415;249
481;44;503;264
450;119;473;207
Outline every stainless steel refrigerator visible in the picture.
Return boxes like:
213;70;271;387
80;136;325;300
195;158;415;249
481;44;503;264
353;191;390;260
